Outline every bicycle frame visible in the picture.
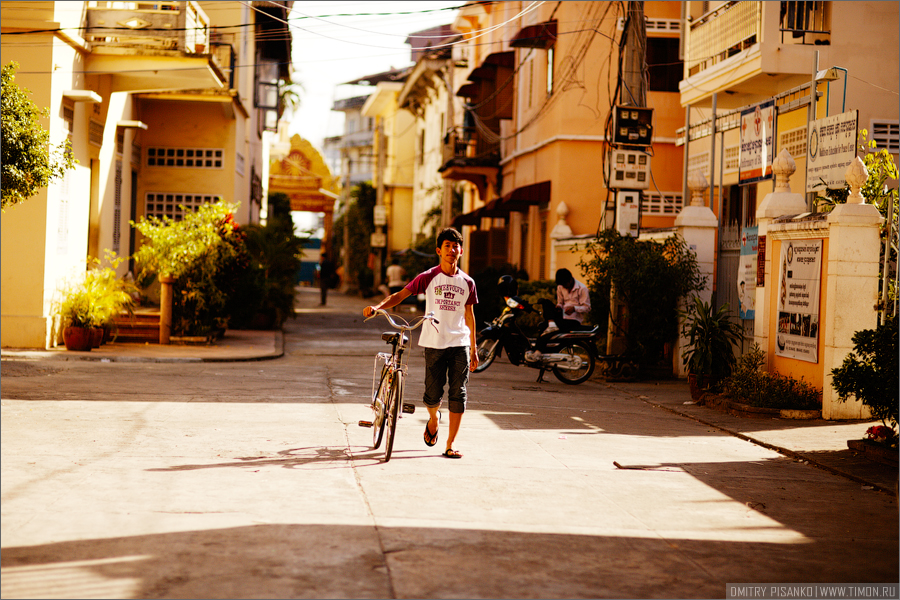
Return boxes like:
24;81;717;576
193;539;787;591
361;310;439;462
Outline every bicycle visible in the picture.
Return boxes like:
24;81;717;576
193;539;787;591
358;309;439;462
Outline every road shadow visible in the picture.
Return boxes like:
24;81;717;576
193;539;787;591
2;513;897;599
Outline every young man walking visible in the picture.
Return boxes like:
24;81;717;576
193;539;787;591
363;228;478;458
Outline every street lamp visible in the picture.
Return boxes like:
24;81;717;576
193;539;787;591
815;66;847;116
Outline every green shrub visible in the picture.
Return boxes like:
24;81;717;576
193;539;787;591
831;316;898;429
579;230;706;368
132;202;248;336
723;344;822;410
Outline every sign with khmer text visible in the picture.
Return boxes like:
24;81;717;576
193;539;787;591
775;239;822;362
806;110;858;193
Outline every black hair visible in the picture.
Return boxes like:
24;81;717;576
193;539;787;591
437;227;464;247
555;268;574;287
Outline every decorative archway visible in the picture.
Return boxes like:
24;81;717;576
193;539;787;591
268;135;340;253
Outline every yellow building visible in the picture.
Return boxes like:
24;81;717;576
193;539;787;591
678;0;898;316
442;1;685;280
1;1;293;349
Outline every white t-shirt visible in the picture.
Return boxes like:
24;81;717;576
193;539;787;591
405;265;478;349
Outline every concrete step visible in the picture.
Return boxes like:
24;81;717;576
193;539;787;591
112;311;160;343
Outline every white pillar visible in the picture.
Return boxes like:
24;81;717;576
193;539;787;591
753;149;807;366
822;157;884;419
674;170;718;377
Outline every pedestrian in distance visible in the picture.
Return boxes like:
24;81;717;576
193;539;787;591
386;257;407;295
550;268;591;331
318;252;334;306
363;227;478;459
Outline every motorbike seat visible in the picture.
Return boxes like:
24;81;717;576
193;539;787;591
382;332;409;347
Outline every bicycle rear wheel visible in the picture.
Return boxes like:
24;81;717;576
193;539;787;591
383;372;403;462
372;368;389;449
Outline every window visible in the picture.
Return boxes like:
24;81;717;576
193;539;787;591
145;193;223;220
528;59;534;108
871;120;899;154
546;46;554;96
642;191;683;215
147;147;224;168
647;37;681;93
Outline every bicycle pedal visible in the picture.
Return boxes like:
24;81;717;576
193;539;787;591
358;420;373;428
402;403;416;414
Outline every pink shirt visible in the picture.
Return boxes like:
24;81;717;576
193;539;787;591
556;279;591;323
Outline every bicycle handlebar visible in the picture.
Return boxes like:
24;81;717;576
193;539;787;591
365;309;439;331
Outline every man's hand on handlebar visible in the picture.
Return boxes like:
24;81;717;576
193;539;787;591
363;305;376;318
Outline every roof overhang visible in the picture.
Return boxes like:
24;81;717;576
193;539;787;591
398;58;447;113
362;82;404;117
85;53;225;93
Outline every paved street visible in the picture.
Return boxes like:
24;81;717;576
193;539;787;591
2;289;898;599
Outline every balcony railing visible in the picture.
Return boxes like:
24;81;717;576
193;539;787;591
686;2;761;77
85;1;209;54
442;127;499;167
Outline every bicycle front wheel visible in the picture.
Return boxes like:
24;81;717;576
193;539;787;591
372;368;390;449
383;372;403;462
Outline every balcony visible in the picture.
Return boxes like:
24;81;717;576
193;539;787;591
681;1;831;107
686;2;762;78
85;1;209;54
440;127;500;201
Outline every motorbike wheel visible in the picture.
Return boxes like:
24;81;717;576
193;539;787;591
552;341;595;385
473;336;499;373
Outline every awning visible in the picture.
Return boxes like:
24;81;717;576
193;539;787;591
500;181;551;212
450;198;509;228
509;20;557;49
467;65;496;81
451;208;483;228
456;82;480;98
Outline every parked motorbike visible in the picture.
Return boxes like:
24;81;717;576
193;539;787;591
473;277;602;385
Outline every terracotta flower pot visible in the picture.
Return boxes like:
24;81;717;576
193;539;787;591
63;326;93;351
91;327;104;348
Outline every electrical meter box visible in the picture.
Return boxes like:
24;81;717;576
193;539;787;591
609;149;650;190
614;105;653;146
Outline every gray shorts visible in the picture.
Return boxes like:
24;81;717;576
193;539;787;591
422;346;470;414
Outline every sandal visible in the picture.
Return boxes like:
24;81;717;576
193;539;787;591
442;448;463;459
424;411;441;447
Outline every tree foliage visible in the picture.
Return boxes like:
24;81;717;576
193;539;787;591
332;182;376;295
579;230;707;367
131;201;248;335
1;62;75;210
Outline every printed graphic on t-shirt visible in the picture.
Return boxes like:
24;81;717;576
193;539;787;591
406;266;478;349
433;283;466;312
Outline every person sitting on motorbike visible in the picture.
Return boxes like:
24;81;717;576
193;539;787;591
551;268;591;331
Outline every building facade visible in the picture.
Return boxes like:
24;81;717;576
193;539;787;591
1;1;293;348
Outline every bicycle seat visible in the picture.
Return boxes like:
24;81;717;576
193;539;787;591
382;332;409;346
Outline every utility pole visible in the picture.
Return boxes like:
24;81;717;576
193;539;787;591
621;1;647;108
374;117;387;287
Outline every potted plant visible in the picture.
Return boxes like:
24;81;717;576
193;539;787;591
56;253;136;351
680;296;744;400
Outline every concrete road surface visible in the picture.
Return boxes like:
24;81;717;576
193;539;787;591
2;289;897;598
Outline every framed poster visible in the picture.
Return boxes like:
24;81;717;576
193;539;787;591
739;100;776;184
738;226;758;320
775;239;823;362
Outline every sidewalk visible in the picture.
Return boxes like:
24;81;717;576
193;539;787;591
0;328;283;363
2;289;895;496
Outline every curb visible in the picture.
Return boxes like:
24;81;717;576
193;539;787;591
637;394;897;497
0;331;284;364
